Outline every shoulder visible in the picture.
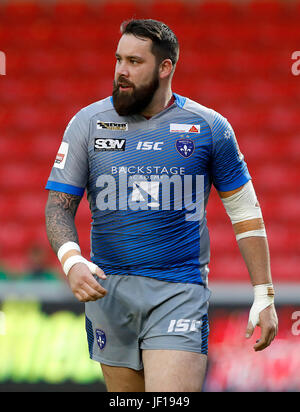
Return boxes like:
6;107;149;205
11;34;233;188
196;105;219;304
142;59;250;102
64;97;114;137
81;96;114;117
175;94;231;135
77;96;115;121
62;97;114;143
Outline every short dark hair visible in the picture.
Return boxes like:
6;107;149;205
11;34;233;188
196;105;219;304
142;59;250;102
120;19;179;68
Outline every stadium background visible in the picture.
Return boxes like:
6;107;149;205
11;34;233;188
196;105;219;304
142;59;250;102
0;0;299;392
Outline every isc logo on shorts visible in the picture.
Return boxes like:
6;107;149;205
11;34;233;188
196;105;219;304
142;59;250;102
94;138;126;152
167;319;201;332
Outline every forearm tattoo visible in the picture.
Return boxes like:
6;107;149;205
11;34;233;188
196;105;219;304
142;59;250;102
45;190;82;254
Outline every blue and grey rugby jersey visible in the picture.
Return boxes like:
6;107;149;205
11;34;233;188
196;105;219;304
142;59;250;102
46;93;251;285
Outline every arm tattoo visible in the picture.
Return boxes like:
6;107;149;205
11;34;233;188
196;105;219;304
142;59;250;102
45;190;82;254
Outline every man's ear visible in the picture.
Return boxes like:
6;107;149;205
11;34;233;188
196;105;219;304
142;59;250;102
159;59;173;79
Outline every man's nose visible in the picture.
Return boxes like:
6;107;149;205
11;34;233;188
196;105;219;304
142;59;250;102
116;61;129;78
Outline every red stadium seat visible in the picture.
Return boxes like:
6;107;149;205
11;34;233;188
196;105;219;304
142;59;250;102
0;0;299;281
14;193;48;224
209;253;248;282
148;0;189;23
0;78;46;103
247;0;285;19
271;256;300;282
72;51;115;75
29;133;61;162
196;1;240;23
3;1;44;21
0;162;49;192
0;223;33;254
265;106;299;133
209;224;236;253
254;163;298;194
96;1;142;23
244;80;296;105
261;194;300;224
53;0;91;20
25;50;76;75
0;195;19;223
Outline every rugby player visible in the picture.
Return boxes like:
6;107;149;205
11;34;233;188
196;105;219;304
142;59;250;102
45;19;278;392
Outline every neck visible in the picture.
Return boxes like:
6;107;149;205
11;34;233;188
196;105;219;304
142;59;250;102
140;87;173;118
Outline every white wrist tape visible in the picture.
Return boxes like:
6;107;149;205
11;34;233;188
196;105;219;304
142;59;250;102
248;283;275;328
63;255;98;276
57;241;81;262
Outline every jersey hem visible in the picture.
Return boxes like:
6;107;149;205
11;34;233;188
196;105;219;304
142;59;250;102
139;344;208;355
89;354;143;371
45;180;85;196
91;269;205;286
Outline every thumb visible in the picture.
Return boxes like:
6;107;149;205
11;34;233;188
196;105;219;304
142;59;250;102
245;321;254;339
86;262;107;279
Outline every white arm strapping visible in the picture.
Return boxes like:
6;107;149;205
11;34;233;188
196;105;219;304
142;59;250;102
63;255;98;277
57;241;97;276
57;241;81;262
221;180;266;239
248;283;275;328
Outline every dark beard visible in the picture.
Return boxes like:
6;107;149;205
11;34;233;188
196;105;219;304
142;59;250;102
112;70;159;116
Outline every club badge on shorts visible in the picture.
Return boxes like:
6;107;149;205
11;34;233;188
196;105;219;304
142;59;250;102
176;138;195;158
96;329;106;350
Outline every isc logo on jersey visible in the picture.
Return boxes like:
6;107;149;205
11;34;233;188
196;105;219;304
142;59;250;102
136;141;164;151
94;138;126;152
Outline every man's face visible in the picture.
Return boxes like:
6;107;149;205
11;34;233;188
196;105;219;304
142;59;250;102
113;34;160;116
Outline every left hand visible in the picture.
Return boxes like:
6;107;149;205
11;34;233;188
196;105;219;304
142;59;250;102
245;304;278;351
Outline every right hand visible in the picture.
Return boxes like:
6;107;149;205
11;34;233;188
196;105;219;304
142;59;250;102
67;262;107;302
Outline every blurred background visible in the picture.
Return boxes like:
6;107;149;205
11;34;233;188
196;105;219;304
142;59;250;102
0;0;299;392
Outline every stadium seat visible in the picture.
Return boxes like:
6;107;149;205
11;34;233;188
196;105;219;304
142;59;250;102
0;162;48;192
247;0;285;19
29;133;61;162
0;196;18;223
96;1;143;23
3;1;44;22
0;78;46;103
210;224;236;253
148;0;189;23
254;164;298;194
0;0;299;282
14;193;48;224
53;0;91;20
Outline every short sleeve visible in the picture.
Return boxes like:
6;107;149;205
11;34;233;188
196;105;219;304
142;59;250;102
211;112;251;191
45;110;89;196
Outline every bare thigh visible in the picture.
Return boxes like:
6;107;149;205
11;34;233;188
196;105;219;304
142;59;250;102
142;350;207;392
100;363;145;392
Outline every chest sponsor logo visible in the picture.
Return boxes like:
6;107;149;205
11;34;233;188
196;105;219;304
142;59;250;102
176;138;195;158
94;138;126;152
97;121;128;131
170;123;200;133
